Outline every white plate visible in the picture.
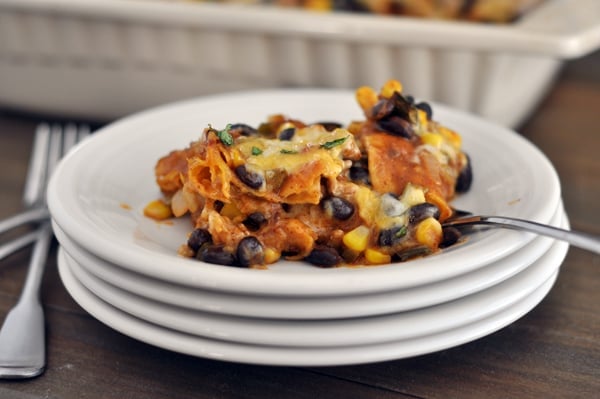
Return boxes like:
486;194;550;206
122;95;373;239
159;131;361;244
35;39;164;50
58;249;561;366
52;202;562;319
47;89;561;296
59;235;568;348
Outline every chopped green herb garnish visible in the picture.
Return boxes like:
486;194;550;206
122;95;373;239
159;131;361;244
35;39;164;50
215;124;233;146
321;136;348;149
251;146;263;156
395;226;408;238
280;149;298;154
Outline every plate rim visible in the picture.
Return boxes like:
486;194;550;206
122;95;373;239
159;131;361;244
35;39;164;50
52;203;563;318
47;88;562;296
58;235;569;348
56;246;563;366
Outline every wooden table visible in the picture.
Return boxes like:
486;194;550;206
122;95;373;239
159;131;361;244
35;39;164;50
0;50;598;399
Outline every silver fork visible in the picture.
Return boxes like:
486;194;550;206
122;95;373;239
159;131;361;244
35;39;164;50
0;124;53;261
0;124;90;260
443;213;600;254
0;123;90;379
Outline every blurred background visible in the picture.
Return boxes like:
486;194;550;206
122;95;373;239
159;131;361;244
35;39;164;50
0;0;598;128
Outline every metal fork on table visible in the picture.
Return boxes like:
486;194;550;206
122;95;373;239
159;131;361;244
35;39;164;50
0;124;90;259
0;125;52;260
0;123;90;379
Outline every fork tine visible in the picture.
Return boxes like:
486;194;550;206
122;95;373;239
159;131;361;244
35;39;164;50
62;124;79;155
16;124;65;297
22;124;50;208
0;124;90;254
61;123;90;162
0;123;92;263
76;124;91;142
46;125;64;187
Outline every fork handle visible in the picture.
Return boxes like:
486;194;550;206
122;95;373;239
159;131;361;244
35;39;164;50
445;215;600;255
19;222;53;303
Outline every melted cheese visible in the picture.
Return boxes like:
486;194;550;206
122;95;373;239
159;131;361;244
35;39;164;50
238;126;355;177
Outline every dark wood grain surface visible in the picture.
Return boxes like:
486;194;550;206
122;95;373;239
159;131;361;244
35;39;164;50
0;50;598;399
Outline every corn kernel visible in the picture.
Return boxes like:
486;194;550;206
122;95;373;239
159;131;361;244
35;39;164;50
304;0;332;11
417;109;429;127
231;149;245;167
415;217;443;248
220;202;242;219
343;225;370;252
365;248;391;264
380;79;403;98
355;86;378;113
439;126;462;149
263;247;280;264
421;132;443;149
143;199;173;221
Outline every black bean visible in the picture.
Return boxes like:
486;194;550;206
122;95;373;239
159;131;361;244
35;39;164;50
235;165;264;189
455;154;473;193
229;123;258;136
405;95;415;104
187;228;212;252
316;121;342;131
408;203;440;223
349;165;370;185
459;0;476;15
213;200;224;212
304;246;343;268
377;116;415;139
394;246;431;262
278;127;295;141
415;102;433;120
198;245;237;266
236;236;264;267
390;92;413;120
243;212;267;231
373;92;413;121
371;98;395;120
344;0;370;12
378;225;408;247
440;227;462;248
322;196;355;220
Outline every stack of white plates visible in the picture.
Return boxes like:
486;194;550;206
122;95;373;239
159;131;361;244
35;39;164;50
47;90;568;367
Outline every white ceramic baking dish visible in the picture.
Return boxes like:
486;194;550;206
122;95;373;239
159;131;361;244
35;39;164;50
0;0;598;126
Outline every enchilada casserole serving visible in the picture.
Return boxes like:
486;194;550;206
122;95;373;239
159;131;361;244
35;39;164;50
145;80;472;267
